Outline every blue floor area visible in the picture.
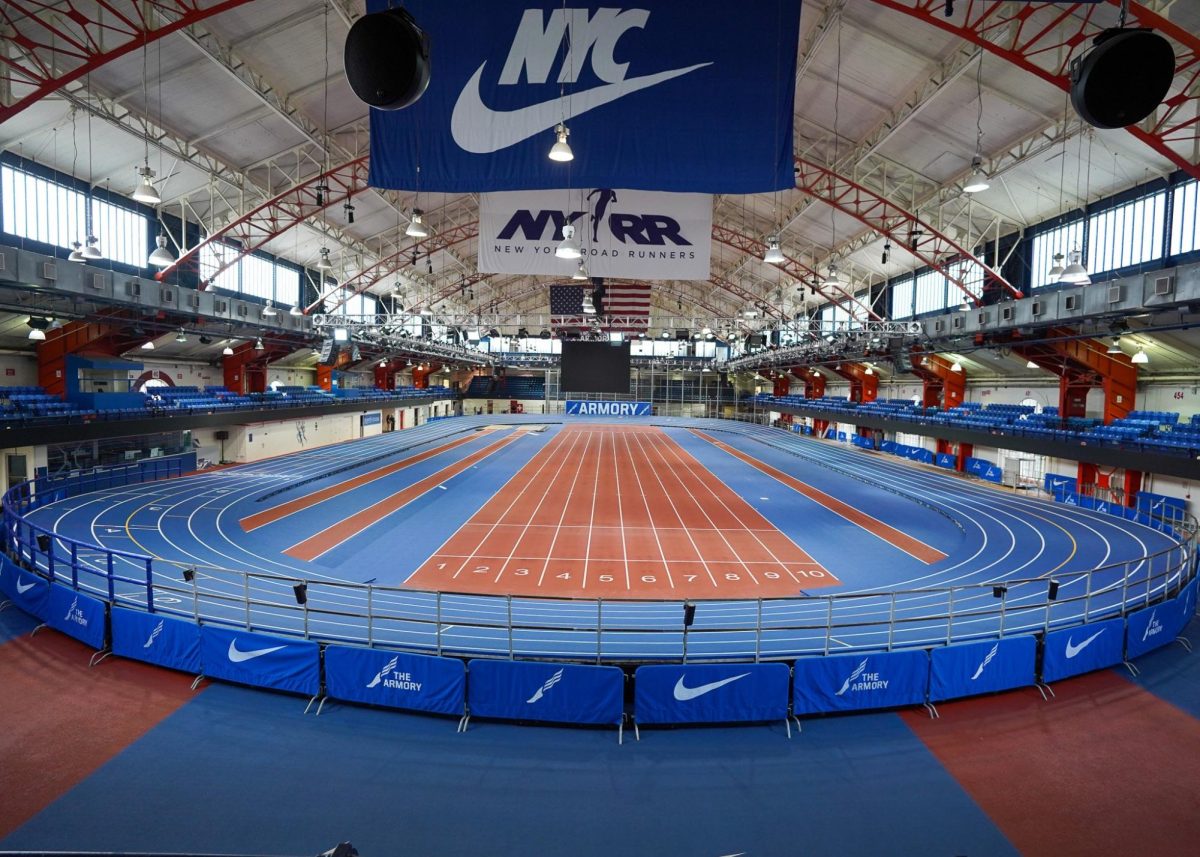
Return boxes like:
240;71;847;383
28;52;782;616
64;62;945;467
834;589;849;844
0;677;1016;857
1119;615;1200;720
16;417;1189;660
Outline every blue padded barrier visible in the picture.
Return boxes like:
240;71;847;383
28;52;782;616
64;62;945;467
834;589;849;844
1136;491;1188;515
979;463;1003;483
199;625;321;696
467;659;623;726
325;645;466;716
929;637;1036;702
1125;602;1181;660
1044;473;1077;494
45;583;106;650
0;556;49;620
111;607;202;673
1179;578;1197;630
792;649;928;714
1041;618;1125;683
935;452;956;469
633;663;790;725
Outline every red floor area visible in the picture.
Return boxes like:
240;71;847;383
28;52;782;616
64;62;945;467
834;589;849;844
0;628;197;840
405;424;840;598
901;671;1200;857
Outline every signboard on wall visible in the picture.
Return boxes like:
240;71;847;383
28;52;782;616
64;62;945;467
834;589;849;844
361;412;382;427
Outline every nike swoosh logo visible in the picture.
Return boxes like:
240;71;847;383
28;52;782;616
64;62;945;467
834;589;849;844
16;581;35;594
1064;629;1104;659
227;640;286;663
451;61;712;154
673;673;750;701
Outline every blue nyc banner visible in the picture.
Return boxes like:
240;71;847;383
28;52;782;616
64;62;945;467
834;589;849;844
467;659;624;725
565;400;650;416
111;607;202;674
325;645;466;716
0;557;49;620
46;584;106;650
1041;617;1125;683
793;649;929;715
634;663;789;725
199;626;321;697
929;636;1036;702
367;0;801;193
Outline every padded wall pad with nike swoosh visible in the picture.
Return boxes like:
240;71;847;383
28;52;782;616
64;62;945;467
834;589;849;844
1041;617;1126;683
199;625;320;697
634;662;789;725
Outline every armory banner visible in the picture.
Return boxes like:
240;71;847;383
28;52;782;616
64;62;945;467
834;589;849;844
478;188;712;279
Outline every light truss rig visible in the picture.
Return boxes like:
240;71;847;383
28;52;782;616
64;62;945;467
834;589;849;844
309;315;494;368
722;320;924;372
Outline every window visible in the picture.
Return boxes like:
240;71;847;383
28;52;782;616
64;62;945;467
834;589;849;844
1;164;87;251
890;275;914;320
240;254;275;301
200;243;304;305
199;242;241;292
848;290;870;329
90;198;148;268
336;289;374;317
275;266;300;308
954;256;987;305
1170;179;1199;256
1029;220;1084;289
1088;191;1166;275
913;269;946;315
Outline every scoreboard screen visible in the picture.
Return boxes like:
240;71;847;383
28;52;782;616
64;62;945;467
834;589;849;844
560;340;631;394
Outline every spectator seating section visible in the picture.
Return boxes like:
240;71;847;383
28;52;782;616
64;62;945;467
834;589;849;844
754;393;1200;459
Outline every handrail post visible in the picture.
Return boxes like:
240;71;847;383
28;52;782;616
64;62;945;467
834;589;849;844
106;552;115;601
1083;568;1094;622
596;597;603;665
366;585;375;646
302;592;309;639
1119;561;1131;615
435;591;442;656
244;574;252;630
887;592;896;651
145;557;154;613
823;596;832;655
754;598;762;663
946;588;955;645
191;571;200;622
506;595;514;659
998;586;1007;637
70;542;78;588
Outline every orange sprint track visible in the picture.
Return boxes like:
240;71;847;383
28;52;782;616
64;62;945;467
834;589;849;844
240;432;479;532
690;429;948;565
405;424;839;599
283;432;523;562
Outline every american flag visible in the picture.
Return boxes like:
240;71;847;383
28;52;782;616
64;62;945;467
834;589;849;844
549;284;585;329
598;282;651;331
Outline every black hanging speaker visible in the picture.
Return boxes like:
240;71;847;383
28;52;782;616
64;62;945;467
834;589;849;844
1070;28;1174;129
344;8;431;110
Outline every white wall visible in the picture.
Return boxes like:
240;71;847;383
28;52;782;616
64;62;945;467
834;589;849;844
0;353;38;387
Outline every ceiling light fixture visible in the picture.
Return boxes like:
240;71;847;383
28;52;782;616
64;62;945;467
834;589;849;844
548;123;573;162
222;344;234;356
1047;252;1066;280
147;233;174;267
1059;247;1091;284
290;305;303;316
68;241;85;262
262;302;277;318
81;235;102;260
1026;359;1039;369
1131;346;1149;364
254;338;265;351
555;223;581;259
175;328;187;343
1106;336;1122;354
963;157;990;194
317;247;332;270
963;54;990;194
763;236;785;265
141;339;155;350
572;260;589;281
950;360;963;372
131;165;161;204
405;209;429;238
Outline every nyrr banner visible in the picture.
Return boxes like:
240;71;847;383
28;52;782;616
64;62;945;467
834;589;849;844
45;584;106;650
467;659;624;726
111;607;202;674
929;636;1037;702
478;189;712;279
566;401;650;417
324;645;466;716
793;649;929;715
199;625;321;697
367;1;800;193
1041;617;1125;683
633;663;790;725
